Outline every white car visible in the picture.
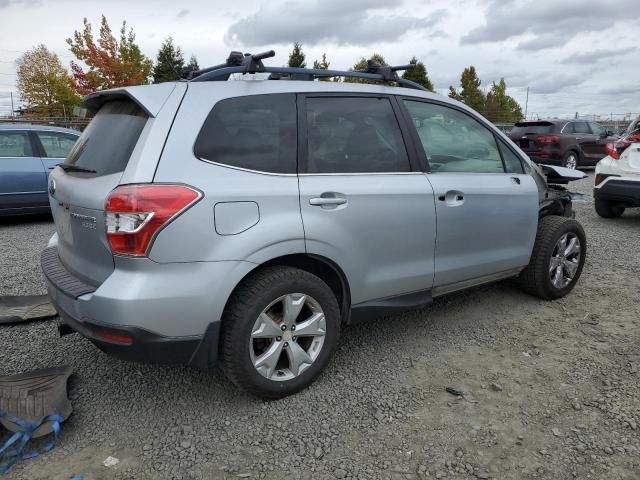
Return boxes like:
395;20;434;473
594;120;640;218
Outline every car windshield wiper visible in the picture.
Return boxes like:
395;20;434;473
59;163;97;174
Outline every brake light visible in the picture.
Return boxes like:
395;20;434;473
605;140;631;160
105;184;202;256
536;135;560;144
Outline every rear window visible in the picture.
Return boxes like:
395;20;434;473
194;94;297;174
510;122;554;136
66;100;147;176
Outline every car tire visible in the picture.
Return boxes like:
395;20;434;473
562;151;579;169
519;216;586;300
221;266;340;399
594;199;625;218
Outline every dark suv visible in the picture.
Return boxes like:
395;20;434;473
509;120;615;169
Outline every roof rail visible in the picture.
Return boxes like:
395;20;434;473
187;50;426;91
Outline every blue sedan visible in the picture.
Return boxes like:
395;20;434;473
0;125;79;216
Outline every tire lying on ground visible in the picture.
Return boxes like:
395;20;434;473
519;215;587;300
221;266;341;399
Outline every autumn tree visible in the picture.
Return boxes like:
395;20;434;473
401;57;434;92
484;78;523;123
288;43;306;68
67;15;153;95
152;37;184;83
16;44;81;116
449;66;485;112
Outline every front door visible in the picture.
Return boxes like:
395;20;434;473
0;130;47;213
297;95;437;305
400;99;539;293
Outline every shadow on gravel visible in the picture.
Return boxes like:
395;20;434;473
0;213;53;226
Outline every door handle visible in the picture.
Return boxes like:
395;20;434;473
438;191;464;206
511;176;521;185
575;137;583;140
309;197;346;206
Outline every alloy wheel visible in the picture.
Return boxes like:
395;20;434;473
549;232;581;289
249;293;326;381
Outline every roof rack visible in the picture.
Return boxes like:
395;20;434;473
187;50;426;91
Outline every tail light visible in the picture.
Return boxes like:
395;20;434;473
605;140;631;160
536;135;560;144
105;184;202;256
595;173;618;186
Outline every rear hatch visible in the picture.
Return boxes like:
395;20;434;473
48;96;151;286
509;121;554;150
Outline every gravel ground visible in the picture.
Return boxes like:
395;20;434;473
1;173;639;480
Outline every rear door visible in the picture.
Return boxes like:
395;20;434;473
48;99;149;285
400;99;538;293
572;121;597;161
297;94;437;304
0;129;47;212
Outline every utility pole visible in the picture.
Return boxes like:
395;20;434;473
10;91;15;119
524;87;529;120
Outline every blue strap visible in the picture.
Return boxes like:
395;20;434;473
0;411;64;475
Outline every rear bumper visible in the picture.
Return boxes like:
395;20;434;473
41;246;253;369
594;179;640;207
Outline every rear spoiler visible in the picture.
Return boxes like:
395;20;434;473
84;82;180;117
539;164;586;184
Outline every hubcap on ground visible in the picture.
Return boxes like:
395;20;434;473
564;154;577;169
250;293;326;381
549;232;581;289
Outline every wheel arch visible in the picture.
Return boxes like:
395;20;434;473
225;253;352;325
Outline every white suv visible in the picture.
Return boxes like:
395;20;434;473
594;119;640;218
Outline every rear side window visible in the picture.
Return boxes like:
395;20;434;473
0;131;33;157
573;121;590;134
66;100;147;176
305;97;410;173
561;122;574;134
194;94;297;174
510;122;554;136
36;131;77;158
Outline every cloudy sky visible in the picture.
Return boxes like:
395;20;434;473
0;0;638;119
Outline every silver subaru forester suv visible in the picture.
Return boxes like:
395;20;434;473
42;51;587;398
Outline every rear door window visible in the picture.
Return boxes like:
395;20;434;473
0;131;33;157
573;121;590;134
304;96;410;173
194;93;297;174
65;100;148;176
36;131;78;158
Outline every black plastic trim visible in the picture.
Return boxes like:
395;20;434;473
350;289;432;322
594;180;640;207
41;247;96;299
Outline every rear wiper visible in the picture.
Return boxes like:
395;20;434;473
59;163;96;174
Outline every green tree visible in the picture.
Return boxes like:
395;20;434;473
67;15;153;95
288;43;306;68
484;78;523;123
187;54;199;72
449;66;485;112
401;57;434;92
16;44;82;117
313;53;331;81
152;37;184;83
344;54;387;83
